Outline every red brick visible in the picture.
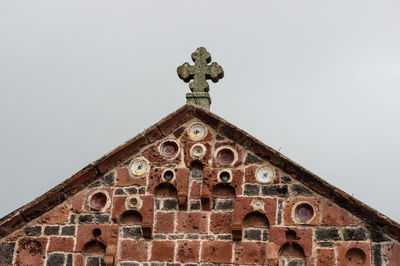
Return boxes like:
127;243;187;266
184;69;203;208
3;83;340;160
234;242;267;265
337;242;371;266
76;225;119;252
74;253;84;266
15;237;47;266
189;181;201;199
151;241;175;262
201;241;232;263
316;248;335;266
321;200;360;226
177;212;208;233
62;165;99;195
111;195;154;225
283;197;321;226
115;167;146;187
120;239;149;261
48;237;74;252
177;240;200;263
210;212;233;234
269;226;313;257
154;212;174;233
383;243;400;266
232;197;277;226
183;142;212;167
70;190;85;213
38;204;70;224
245;165;258;183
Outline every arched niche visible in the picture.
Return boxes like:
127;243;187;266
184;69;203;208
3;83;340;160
278;242;306;266
154;182;178;210
211;183;235;211
119;210;142;225
243;211;269;241
189;160;204;179
82;240;106;255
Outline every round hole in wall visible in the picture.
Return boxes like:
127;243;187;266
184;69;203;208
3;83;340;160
345;248;366;264
217;148;235;165
294;203;314;223
92;228;102;238
160;141;179;158
163;170;174;182
89;192;107;211
219;171;231;182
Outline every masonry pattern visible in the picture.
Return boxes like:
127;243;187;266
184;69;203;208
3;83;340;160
0;106;399;265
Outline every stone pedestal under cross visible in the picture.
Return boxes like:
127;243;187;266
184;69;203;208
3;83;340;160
177;47;224;110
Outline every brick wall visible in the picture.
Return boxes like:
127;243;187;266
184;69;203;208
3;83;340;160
0;118;399;265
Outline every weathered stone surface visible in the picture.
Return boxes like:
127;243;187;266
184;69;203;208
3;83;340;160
315;228;341;241
46;253;64;266
0;242;15;265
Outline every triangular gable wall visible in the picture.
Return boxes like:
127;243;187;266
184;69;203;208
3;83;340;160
1;104;399;265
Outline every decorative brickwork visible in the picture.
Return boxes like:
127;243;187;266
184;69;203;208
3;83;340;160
0;104;399;265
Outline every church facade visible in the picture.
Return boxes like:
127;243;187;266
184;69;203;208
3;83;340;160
0;48;399;265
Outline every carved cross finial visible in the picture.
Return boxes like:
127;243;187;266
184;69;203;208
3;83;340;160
177;47;224;93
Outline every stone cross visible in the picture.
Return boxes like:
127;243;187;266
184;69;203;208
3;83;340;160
177;47;224;93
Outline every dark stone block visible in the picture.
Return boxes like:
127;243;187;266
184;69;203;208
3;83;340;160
190;201;201;210
44;225;60;236
244;229;262;240
95;214;110;224
69;214;76;224
163;199;178;210
86;257;106;266
262;230;269;241
190;169;203;179
154;234;166;239
343;228;367;241
121;263;141;266
151;263;165;266
291;184;313;196
262;185;289;197
88;180;101;188
187;234;199;239
173;127;185;138
212;199;234;210
61;225;76;236
166;263;181;266
315;228;341;241
217;234;232;240
123;226;142;238
103;172;115;186
244;184;260;196
115;188;126;195
372;244;382;266
201;235;215;240
25;226;41;236
138;187;146;194
281;176;292;183
370;228;389;242
317;241;334;247
0;242;15;265
79;214;94;224
126;187;138;194
46;253;64;266
216;134;224;141
155;199;161;210
168;234;184;240
66;254;73;266
288;260;303;266
244;153;263;165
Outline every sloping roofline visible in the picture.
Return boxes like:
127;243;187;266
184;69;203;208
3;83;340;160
1;104;399;241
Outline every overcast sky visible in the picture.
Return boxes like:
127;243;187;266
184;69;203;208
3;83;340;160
0;1;399;223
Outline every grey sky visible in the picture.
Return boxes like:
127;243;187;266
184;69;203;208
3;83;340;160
1;1;399;222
